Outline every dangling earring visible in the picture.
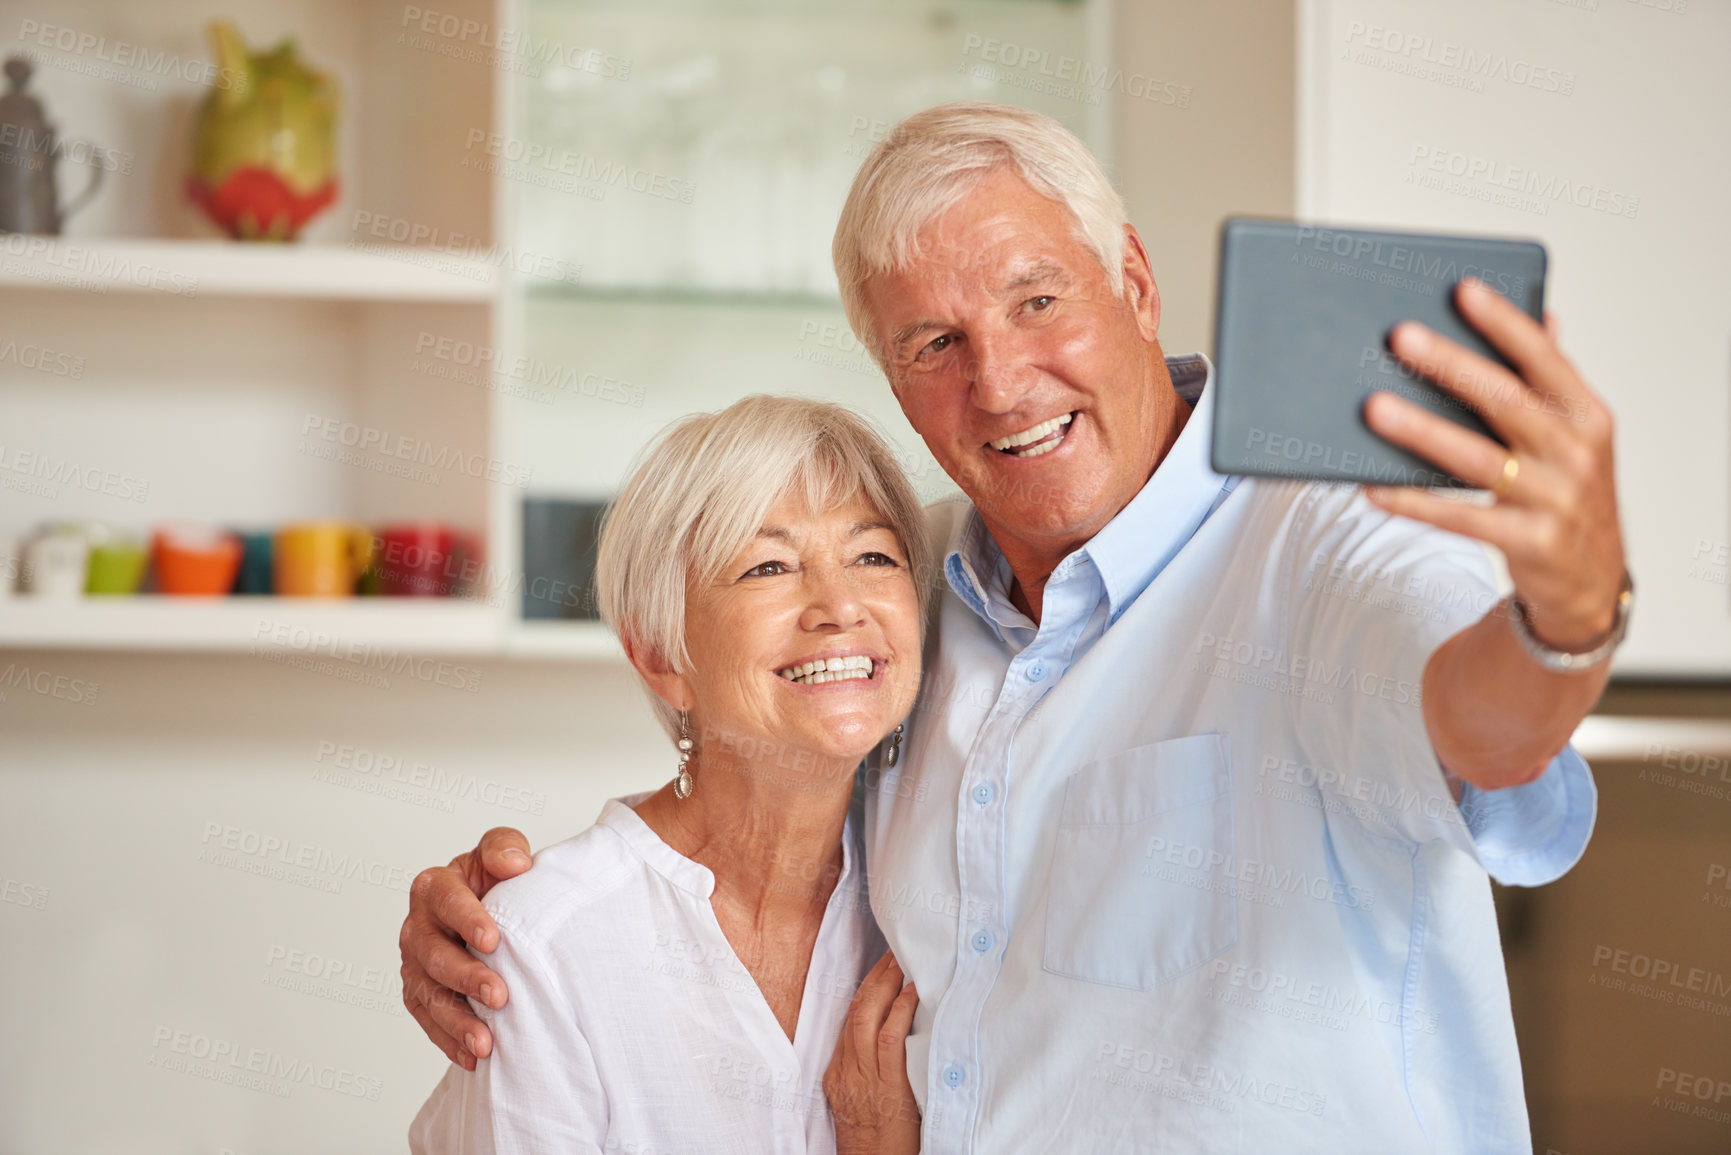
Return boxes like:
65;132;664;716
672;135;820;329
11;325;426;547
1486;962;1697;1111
674;710;695;799
884;723;904;770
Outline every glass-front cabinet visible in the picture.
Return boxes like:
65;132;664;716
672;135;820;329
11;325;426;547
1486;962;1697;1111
502;0;1111;630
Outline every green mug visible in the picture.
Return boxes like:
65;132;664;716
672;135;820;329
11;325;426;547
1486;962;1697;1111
86;539;149;595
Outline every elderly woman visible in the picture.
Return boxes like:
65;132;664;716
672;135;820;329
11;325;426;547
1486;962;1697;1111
409;395;926;1154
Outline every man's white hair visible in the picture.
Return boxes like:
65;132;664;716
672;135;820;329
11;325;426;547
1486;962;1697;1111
594;394;933;744
833;101;1130;362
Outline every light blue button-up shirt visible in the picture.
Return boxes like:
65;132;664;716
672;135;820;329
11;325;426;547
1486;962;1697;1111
865;354;1596;1153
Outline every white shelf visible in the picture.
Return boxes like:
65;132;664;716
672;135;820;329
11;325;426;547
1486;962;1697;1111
0;597;504;654
0;239;499;302
505;619;623;661
1571;715;1731;759
0;599;633;661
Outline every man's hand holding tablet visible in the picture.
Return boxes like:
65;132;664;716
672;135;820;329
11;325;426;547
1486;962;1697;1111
1213;217;1628;775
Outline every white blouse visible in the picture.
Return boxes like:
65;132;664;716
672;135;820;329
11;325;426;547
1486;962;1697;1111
409;795;884;1155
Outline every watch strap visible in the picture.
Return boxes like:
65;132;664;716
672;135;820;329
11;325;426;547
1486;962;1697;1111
1507;571;1634;673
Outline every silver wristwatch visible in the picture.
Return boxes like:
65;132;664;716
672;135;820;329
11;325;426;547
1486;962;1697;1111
1506;571;1634;673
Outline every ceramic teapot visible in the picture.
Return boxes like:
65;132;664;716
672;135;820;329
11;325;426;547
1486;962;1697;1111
0;56;103;235
186;21;339;241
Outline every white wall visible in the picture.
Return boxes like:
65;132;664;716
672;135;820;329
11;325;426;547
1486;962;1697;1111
0;648;664;1153
1113;0;1297;359
1299;0;1731;674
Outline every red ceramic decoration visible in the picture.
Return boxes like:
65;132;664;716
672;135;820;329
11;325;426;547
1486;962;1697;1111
185;165;337;242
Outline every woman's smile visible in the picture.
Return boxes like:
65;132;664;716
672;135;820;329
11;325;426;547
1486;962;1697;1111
774;651;886;688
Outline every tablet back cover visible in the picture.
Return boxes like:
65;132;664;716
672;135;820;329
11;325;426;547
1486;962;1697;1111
1210;219;1546;487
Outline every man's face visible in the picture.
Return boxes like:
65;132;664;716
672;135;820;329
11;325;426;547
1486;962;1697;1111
861;167;1168;554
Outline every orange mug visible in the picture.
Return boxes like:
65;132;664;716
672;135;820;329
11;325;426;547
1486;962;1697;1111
274;522;374;597
152;524;242;596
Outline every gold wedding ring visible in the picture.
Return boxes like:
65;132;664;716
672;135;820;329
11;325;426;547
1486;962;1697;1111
1490;453;1520;500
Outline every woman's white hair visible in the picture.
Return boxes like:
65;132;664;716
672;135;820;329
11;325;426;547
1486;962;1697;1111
594;394;933;743
833;101;1130;362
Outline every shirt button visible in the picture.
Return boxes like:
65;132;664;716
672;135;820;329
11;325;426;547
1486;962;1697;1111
971;929;994;953
942;1063;966;1089
972;781;995;806
1029;662;1046;681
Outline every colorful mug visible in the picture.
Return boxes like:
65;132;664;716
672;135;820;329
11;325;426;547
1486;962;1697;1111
372;523;472;597
153;523;242;596
21;527;89;599
275;521;373;597
232;531;274;595
86;537;149;595
0;533;22;599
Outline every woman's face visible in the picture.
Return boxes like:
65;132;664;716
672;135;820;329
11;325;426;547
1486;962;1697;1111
679;492;923;777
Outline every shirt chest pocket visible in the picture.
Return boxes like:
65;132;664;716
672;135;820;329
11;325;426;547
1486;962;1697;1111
1042;732;1237;991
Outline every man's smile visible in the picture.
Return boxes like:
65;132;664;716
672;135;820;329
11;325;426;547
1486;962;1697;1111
986;411;1077;458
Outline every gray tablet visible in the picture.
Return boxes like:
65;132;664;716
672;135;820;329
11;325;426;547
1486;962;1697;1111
1210;219;1546;487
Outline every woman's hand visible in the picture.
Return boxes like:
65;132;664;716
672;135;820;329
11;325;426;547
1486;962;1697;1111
825;951;921;1155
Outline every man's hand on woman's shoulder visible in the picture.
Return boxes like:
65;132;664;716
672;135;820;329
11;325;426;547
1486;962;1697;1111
400;827;535;1070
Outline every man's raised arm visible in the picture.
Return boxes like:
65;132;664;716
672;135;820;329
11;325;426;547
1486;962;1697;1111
399;827;535;1070
1362;278;1626;789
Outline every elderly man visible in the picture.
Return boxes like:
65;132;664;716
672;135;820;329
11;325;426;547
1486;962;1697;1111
401;103;1627;1152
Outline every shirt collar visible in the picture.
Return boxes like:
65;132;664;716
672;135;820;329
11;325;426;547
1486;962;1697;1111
599;795;862;902
601;796;715;897
944;508;1028;634
943;353;1233;631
